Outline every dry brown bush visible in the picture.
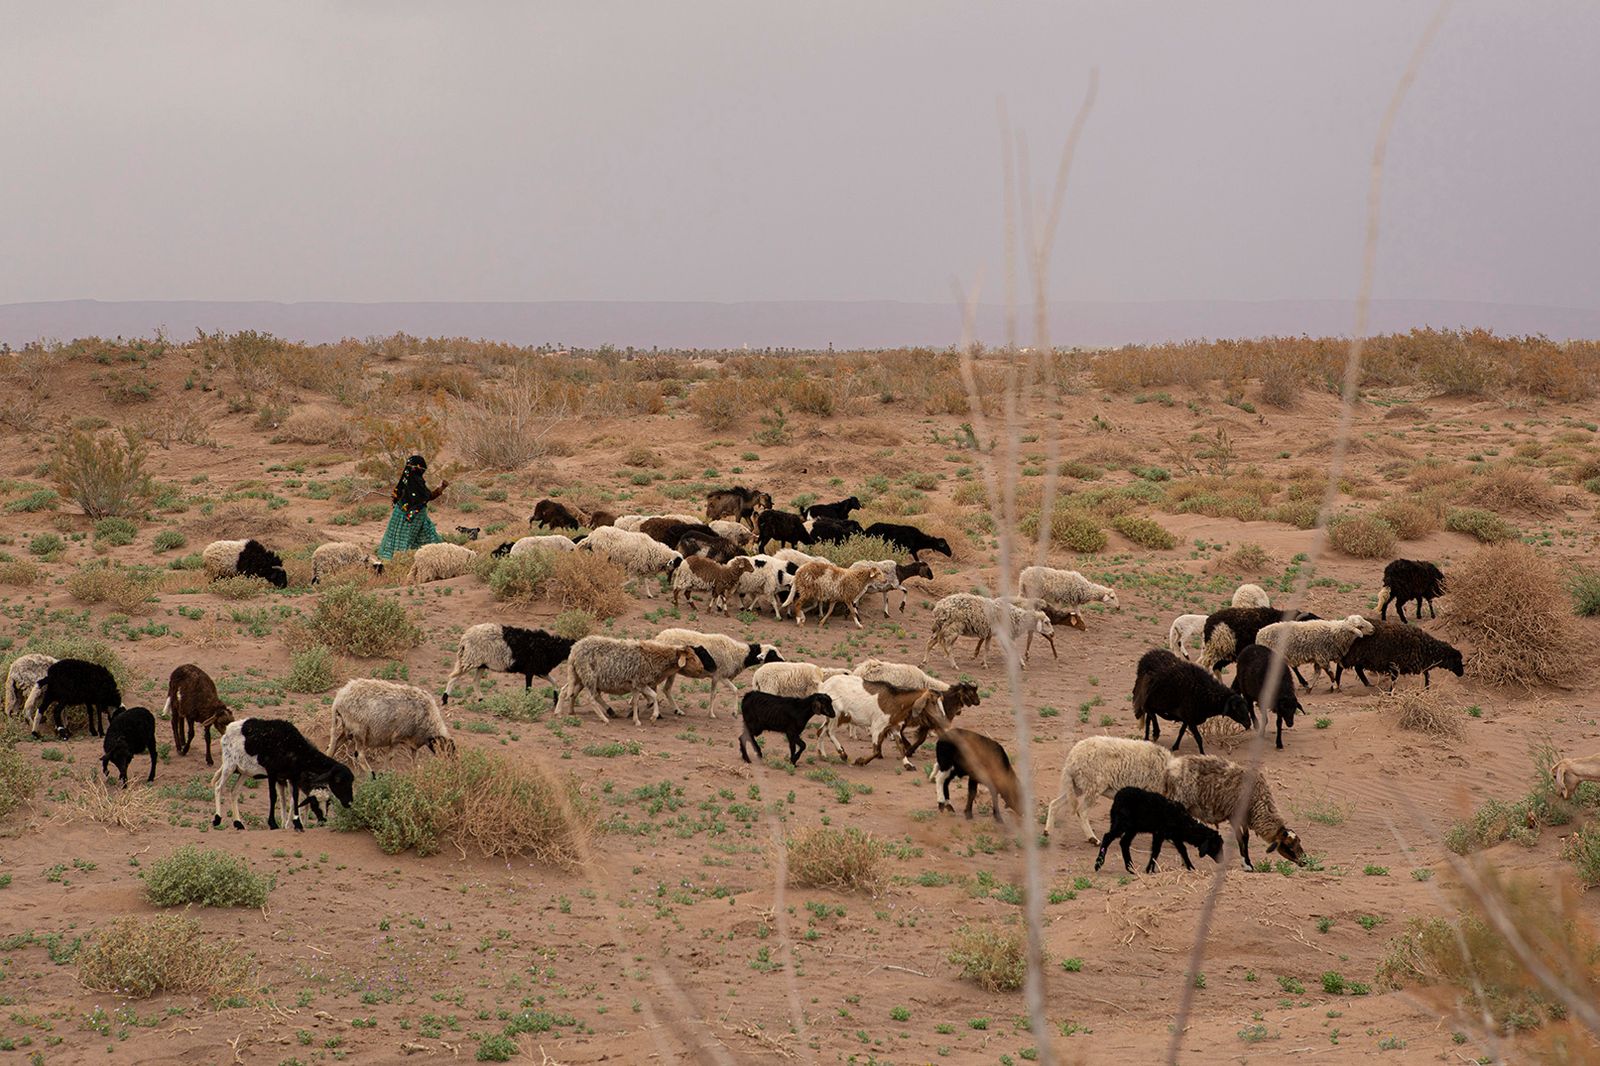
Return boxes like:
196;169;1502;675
549;551;631;618
61;773;162;830
67;564;156;613
1327;514;1397;559
690;379;744;430
77;914;257;1003
785;827;887;895
1375;496;1443;540
449;374;566;470
1447;542;1579;687
0;560;39;586
1258;356;1302;408
50;429;153;519
1380;688;1463;739
274;407;357;446
1474;464;1561;516
194;501;293;539
1211;542;1272;576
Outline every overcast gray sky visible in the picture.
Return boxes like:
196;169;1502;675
2;2;1596;309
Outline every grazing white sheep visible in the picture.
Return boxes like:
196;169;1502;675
922;594;1052;668
329;678;456;775
1045;736;1177;843
1017;565;1119;611
1167;613;1208;660
579;526;683;596
510;534;578;555
311;542;384;584
1254;614;1375;691
751;661;848;699
734;555;798;618
4;653;56;720
655;628;783;717
1231;583;1271;609
405;542;479;585
558;637;705;724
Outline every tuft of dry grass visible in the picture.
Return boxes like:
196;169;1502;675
1211;542;1272;576
1380;688;1463;739
1447;542;1579;687
785;827;887;895
1374;496;1443;540
0;559;40;586
208;575;272;601
67;563;157;612
549;551;631;619
1474;464;1562;516
272;406;357;446
1326;513;1398;559
78;914;257;1003
61;774;162;830
949;924;1029;992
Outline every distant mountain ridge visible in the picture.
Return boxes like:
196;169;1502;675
3;298;1597;350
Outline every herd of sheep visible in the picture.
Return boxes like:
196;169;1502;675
6;486;1596;878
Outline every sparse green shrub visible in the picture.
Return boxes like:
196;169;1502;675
0;735;40;821
785;827;887;894
949;925;1028;992
151;529;186;553
1445;507;1517;544
809;535;904;568
1326;513;1396;559
50;429;153;518
28;532;64;557
144;846;271;908
93;516;138;546
5;488;59;513
302;583;422;658
1110;513;1178;550
1562;824;1600;889
284;646;337;693
487;551;555;603
550;610;595;640
1568;568;1600;617
77;914;256;1003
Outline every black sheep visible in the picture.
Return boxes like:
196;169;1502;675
805;516;862;544
1231;644;1302;750
1094;786;1224;874
25;658;121;739
639;518;718;549
455;525;481;541
755;509;814;551
1201;606;1319;674
1336;621;1465;690
1379;559;1446;623
235;540;288;589
803;497;861;522
490;541;516;557
213;718;356;832
932;729;1023;823
1133;649;1254;754
677;531;743;563
531;499;581;530
443;624;577;704
737;691;835;765
101;706;158;787
862;521;951;559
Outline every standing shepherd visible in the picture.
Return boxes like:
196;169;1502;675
376;455;449;559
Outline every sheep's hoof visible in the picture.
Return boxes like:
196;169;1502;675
211;814;222;827
232;820;244;830
901;760;915;771
292;820;304;833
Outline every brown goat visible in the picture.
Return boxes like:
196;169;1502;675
163;663;233;766
933;728;1024;823
853;680;981;768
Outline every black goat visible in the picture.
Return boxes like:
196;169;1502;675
862;521;951;559
1336;621;1465;690
803;497;862;522
1094;787;1224;874
1133;648;1253;754
455;526;481;540
490;541;516;557
737;691;835;765
531;499;582;530
101;706;158;787
1231;644;1302;750
805;516;862;544
443;624;577;703
639;518;718;548
932;729;1023;823
1379;559;1446;623
212;718;356;832
756;509;814;551
25;658;121;739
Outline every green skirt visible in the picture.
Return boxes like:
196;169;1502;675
376;503;441;559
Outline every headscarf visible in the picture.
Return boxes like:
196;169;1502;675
392;455;431;519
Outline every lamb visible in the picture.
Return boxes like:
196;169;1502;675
670;555;755;612
849;559;933;617
1167;613;1209;660
1334;621;1465;690
24;658;121;739
405;541;479;585
442;624;576;704
932;729;1023;823
1231;583;1272;609
101;706;158;787
531;499;582;529
803;497;862;522
852;658;948;694
1198;606;1319;674
212;717;356;832
1094;787;1224;875
1132;648;1254;754
736;691;834;764
1379;559;1446;623
1016;565;1118;611
1044;736;1177;843
783;560;892;627
848;680;981;769
579;526;684;596
508;534;578;556
1254;614;1376;691
163;664;234;765
1552;753;1600;801
586;510;617;529
1164;754;1307;868
862;521;951;559
311;542;385;584
455;525;480;541
705;486;772;527
921;593;1053;668
653;628;784;718
4;653;55;720
733;555;799;618
804;516;862;544
329;678;456;776
202;538;288;589
751;661;849;698
557;637;710;725
1019;600;1087;660
756;509;814;551
1231;644;1302;750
